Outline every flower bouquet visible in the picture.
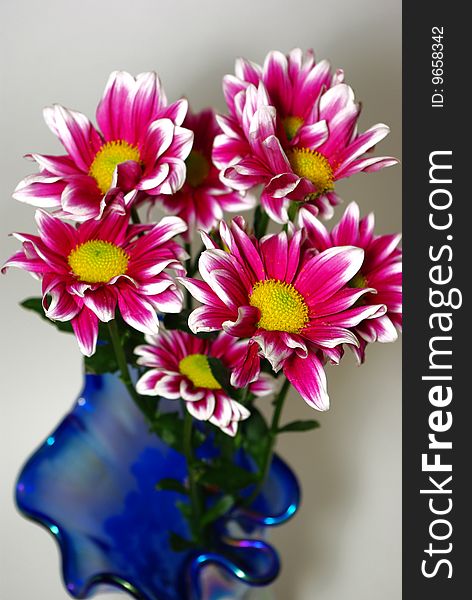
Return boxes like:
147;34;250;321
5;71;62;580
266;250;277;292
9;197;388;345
3;48;401;599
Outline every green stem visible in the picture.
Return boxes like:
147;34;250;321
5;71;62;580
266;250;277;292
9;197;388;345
107;320;154;421
246;377;291;505
183;408;204;543
189;243;205;277
130;206;141;224
253;206;270;239
184;242;193;310
288;201;298;222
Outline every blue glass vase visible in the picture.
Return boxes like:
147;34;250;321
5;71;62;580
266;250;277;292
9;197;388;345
15;373;300;600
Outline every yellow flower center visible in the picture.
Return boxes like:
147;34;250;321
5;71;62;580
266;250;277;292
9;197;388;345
249;279;309;333
288;147;334;194
89;140;141;194
68;240;129;283
282;116;304;141
179;354;222;389
185;150;210;188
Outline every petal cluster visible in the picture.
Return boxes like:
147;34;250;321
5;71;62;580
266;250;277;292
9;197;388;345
179;217;386;410
2;211;187;356
157;108;254;240
135;330;274;436
300;202;402;362
213;49;398;223
14;72;193;221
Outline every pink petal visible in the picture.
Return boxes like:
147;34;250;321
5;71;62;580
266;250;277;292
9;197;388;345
96;71;136;142
231;340;261;387
303;325;359;348
138;162;170;192
148;284;184;313
157;158;186;195
131;72;166;140
318;84;355;123
262;50;291;113
165;126;194;161
336;124;392;172
260;134;291;174
61;176;102;220
117;288;160;334
44;105;102;171
188;305;232;334
296;120;329;149
210;395;233;428
135;370;166;396
298;207;331;250
45;287;81;321
186;396;216;421
71;308;99;357
260;231;289;280
331;201;360;245
295;246;365;303
141;119;174;164
253;330;294;372
27;153;81;176
13;174;65;208
260;191;289;224
324;303;387;328
83;288;117;322
336;156;398;179
222;305;259;337
178;277;220;306
160;98;188;127
284;353;330;411
235;57;262;86
35;209;76;256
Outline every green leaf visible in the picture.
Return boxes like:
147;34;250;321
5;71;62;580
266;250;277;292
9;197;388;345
84;341;118;375
199;463;257;494
277;420;320;433
207;357;234;395
201;495;235;527
163;311;214;339
168;531;195;552
155;478;188;495
21;297;74;334
150;412;185;451
175;499;192;519
240;407;271;470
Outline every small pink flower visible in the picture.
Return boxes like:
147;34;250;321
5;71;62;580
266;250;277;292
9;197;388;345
179;217;386;410
156;108;254;241
14;72;193;221
214;49;398;223
2;210;187;356
299;202;402;363
135;330;273;436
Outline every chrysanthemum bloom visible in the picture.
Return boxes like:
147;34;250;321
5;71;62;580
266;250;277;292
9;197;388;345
13;71;193;221
299;202;402;363
213;49;397;223
157;108;254;241
179;218;386;410
135;330;273;436
2;210;187;356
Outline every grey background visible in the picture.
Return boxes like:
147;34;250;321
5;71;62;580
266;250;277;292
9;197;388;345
0;0;401;598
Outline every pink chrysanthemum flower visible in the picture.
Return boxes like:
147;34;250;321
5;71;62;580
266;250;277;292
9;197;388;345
157;108;254;241
13;71;193;221
135;330;273;436
213;49;398;223
179;217;386;410
2;210;187;356
299;202;402;363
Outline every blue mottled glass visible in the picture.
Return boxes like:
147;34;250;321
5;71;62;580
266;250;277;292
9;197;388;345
16;373;300;600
